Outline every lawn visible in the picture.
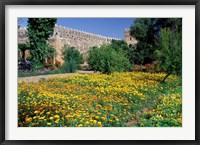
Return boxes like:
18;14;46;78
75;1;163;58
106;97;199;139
18;72;182;127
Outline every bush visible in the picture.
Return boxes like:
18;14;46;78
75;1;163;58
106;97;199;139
111;40;136;64
88;44;131;74
61;45;83;73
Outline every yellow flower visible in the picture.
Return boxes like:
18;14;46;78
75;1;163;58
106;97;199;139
115;118;119;122
101;117;107;121
78;124;83;127
97;122;102;127
54;115;60;119
39;116;45;120
25;117;32;123
93;120;97;125
55;119;59;124
18;72;181;127
47;122;51;126
65;115;71;118
34;110;40;114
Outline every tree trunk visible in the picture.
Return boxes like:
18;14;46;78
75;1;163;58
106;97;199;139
161;72;172;83
22;50;26;61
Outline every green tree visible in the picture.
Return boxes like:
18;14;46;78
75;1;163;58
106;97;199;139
88;44;130;74
27;18;57;69
154;28;182;82
130;18;182;65
111;39;129;52
111;40;135;65
156;18;182;33
130;18;158;64
61;44;83;73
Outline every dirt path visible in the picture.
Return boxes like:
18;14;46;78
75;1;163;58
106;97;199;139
18;71;95;83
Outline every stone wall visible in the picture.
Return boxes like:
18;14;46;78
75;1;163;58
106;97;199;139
18;24;136;64
18;28;27;44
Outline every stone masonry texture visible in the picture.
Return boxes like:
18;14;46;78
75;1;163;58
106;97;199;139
18;24;137;64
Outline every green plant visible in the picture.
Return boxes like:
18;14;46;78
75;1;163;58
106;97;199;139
61;44;83;73
111;40;136;64
88;44;131;74
46;45;57;58
130;18;182;65
27;18;57;69
154;28;182;82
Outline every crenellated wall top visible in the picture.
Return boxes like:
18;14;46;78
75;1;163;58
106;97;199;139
18;24;121;41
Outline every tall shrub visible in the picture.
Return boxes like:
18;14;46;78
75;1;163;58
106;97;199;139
88;44;131;74
61;45;83;73
27;18;57;69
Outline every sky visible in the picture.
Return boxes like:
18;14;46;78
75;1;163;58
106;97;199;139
18;18;135;39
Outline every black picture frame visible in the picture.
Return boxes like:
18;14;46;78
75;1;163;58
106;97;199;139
0;0;200;145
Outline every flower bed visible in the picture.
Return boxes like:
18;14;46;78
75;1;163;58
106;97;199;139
18;72;182;127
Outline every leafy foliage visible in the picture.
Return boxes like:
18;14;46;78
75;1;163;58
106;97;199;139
156;18;182;33
130;18;158;64
154;28;182;82
61;44;83;73
111;40;135;64
88;44;131;74
130;18;182;65
27;18;57;69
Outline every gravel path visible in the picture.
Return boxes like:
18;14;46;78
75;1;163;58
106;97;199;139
18;71;95;83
